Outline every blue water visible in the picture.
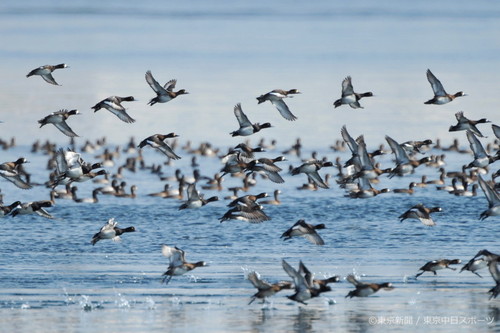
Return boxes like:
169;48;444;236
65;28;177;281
1;1;500;332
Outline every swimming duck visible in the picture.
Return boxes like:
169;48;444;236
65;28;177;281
424;69;465;105
92;96;136;123
200;173;224;191
161;244;207;284
393;182;417;194
26;63;68;85
38;109;80;137
256;89;299;121
281;219;325;245
138;133;181;160
247;271;293;304
399;203;442;226
415;259;462;278
145;71;188;106
114;185;138;199
147;184;172;198
454;183;478;197
71;169;107;184
90;218;135;245
347;177;391;199
449;111;490;137
425;169;446;185
230;103;272;136
333;76;373;109
345;274;394;298
71;186;101;203
259;189;281;205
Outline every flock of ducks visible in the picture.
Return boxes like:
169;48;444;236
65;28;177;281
1;63;499;305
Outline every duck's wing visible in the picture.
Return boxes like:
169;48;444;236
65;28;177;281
35;207;54;219
466;130;487;159
478;175;500;208
356;136;374;170
341;76;354;96
298;261;315;288
257;159;283;173
349;101;363;109
11;174;32;189
51;109;70;116
41;73;59;85
157;142;181;160
55;148;69;175
346;274;363;287
238;207;271;223
107;108;136;124
455;111;465;123
341;125;358;154
303;231;325;245
186;183;201;201
357;176;373;191
54;121;79;137
488;259;500;284
162;245;184;266
247;271;272;289
270;99;297;121
100;218;117;231
426;69;447;96
385;135;410;164
492;124;500;139
145;71;167;94
0;170;31;189
282;259;307;292
307;171;329;189
234;103;252;127
64;150;82;168
163;79;177;92
260;169;285;184
418;215;436;226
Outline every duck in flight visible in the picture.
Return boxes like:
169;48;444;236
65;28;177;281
38;109;80;137
26;63;68;85
257;89;300;121
92;96;136;123
424;69;465;105
230;103;272;136
333;76;373;109
145;71;188;106
161;244;207;284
